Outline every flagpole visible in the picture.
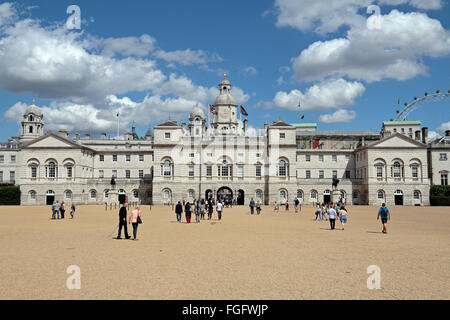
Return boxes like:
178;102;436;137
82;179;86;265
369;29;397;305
117;111;120;139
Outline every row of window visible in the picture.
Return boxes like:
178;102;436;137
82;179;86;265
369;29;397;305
0;155;16;163
100;170;148;179
0;171;15;182
162;161;264;178
99;154;146;162
377;190;422;200
301;154;350;162
29;189;140;200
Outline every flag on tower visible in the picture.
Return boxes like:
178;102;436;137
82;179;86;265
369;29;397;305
209;105;216;114
240;105;248;116
117;112;120;117
313;139;320;149
301;115;305;120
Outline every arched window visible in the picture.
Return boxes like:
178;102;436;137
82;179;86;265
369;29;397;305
377;190;385;200
279;190;287;199
65;190;72;199
133;190;139;199
162;160;172;177
90;190;97;199
310;190;317;199
218;159;232;177
393;161;401;178
48;161;56;178
256;190;262;200
413;190;421;200
104;190;109;199
29;126;33;133
297;190;303;199
29;191;36;200
28;115;34;122
278;159;288;177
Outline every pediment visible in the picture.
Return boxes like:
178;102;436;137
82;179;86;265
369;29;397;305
369;133;425;148
23;133;82;149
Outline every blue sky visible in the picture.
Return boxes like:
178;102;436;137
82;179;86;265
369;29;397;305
0;0;449;140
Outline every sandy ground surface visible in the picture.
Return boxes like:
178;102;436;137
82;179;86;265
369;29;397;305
0;204;449;300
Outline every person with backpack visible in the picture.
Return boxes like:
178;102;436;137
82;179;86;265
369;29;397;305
377;203;390;234
249;198;255;214
70;203;76;219
256;200;262;215
175;201;183;222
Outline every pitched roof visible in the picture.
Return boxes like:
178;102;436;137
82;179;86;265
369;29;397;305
383;120;421;125
365;132;425;148
270;120;293;127
21;131;95;151
155;120;179;127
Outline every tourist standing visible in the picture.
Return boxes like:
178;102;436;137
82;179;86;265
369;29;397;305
328;204;337;230
377;203;390;234
117;203;131;239
175;201;183;222
129;206;142;240
217;201;223;220
55;201;60;220
195;200;201;223
256;200;262;215
51;201;56;219
294;198;300;213
249;198;255;214
70;203;76;219
321;203;327;221
339;206;348;230
315;204;321;221
274;201;279;212
185;202;191;223
60;201;65;219
285;201;289;211
200;199;206;220
207;200;213;220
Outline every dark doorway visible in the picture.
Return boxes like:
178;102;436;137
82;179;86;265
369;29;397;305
46;195;54;205
395;195;403;205
324;195;331;204
217;187;233;202
119;194;126;204
237;189;245;205
205;189;213;201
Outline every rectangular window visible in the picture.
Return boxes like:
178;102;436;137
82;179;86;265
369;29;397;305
238;166;243;177
256;166;261;177
125;170;131;179
306;170;311;179
206;166;212;177
113;155;117;162
441;174;448;185
126;154;131;162
139;170;144;179
319;170;324;179
377;167;383;178
11;155;16;163
256;153;261;158
139;154;144;162
112;170;117;178
99;170;104;179
306;155;310;162
189;166;194;177
99;155;104;162
0;155;3;163
10;171;15;182
319;155;324;162
345;170;351;179
332;170;337;179
414;191;420;200
31;167;37;178
280;133;285;139
165;132;171;139
332;155;337;162
412;167;418;178
0;171;3;182
190;153;195;158
67;167;73;178
345;155;350;162
440;153;447;161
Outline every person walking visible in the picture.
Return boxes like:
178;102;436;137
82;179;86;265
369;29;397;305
70;203;76;219
195;200;201;223
274;201;279;212
285;201;289;211
129;206;142;240
217;201;223;220
249;198;255;215
207;200;213;220
315;203;321;221
51;201;56;219
328;204;337;230
185;202;192;223
117;203;131;239
55;201;61;220
339;206;348;230
377;203;390;234
294;198;300;213
175;201;183;222
60;201;65;219
256;200;262;215
321;203;327;221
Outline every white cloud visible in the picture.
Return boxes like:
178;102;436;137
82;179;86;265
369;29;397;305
380;0;443;10
273;78;365;111
87;34;156;57
291;10;450;83
427;130;440;141
319;109;357;123
437;121;450;132
0;2;16;26
243;66;258;75
154;48;223;66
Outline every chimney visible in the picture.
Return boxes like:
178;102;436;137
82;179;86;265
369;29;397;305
75;133;80;140
361;136;365;146
243;119;248;135
415;130;421;141
101;132;107;140
58;129;68;139
421;127;428;144
264;121;268;131
85;133;90;140
446;130;450;137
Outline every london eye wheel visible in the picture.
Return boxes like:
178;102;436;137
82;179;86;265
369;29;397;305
393;90;450;121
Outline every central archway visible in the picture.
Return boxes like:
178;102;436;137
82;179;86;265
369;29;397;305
217;187;233;202
237;189;245;205
205;189;213;201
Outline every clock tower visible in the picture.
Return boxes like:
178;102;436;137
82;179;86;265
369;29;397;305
212;74;238;135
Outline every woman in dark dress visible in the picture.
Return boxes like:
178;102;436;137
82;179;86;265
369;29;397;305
185;202;191;223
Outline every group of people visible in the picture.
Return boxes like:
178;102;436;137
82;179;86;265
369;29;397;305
248;198;262;214
272;197;303;213
175;198;223;223
116;202;142;240
51;201;76;220
324;203;348;230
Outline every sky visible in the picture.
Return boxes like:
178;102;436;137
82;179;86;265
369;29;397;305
0;0;449;141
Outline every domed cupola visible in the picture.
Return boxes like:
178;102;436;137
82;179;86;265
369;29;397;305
188;104;206;137
212;74;239;135
20;99;44;141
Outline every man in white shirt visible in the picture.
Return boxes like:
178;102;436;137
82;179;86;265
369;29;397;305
216;201;223;220
328;204;337;230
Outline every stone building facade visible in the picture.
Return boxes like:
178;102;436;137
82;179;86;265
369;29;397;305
1;76;448;206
